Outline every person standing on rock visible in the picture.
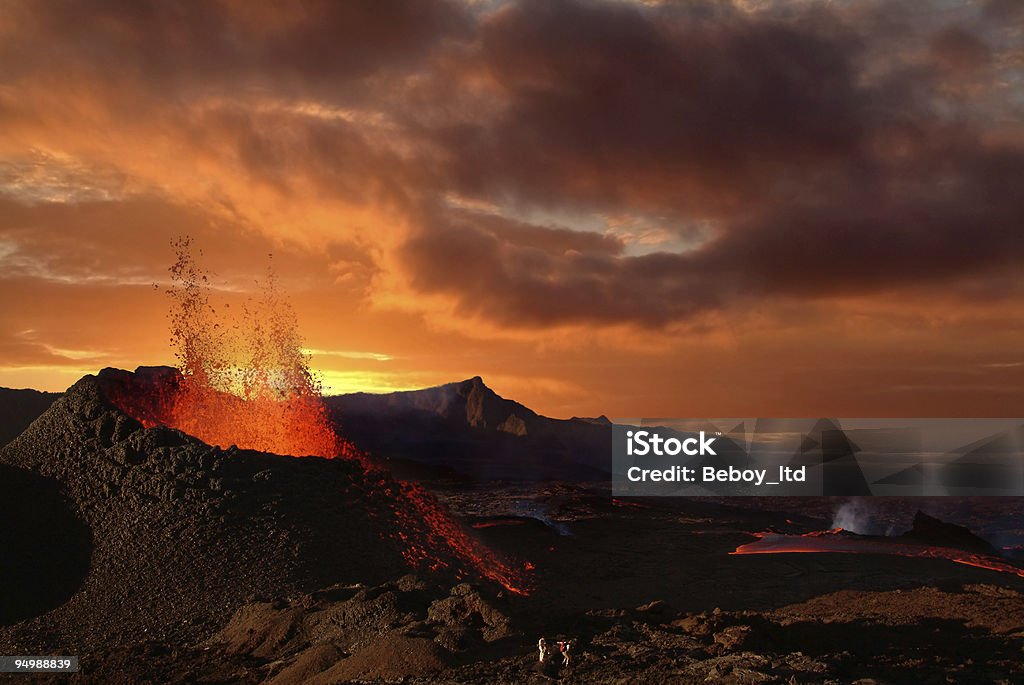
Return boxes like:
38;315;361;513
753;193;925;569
557;638;575;668
535;637;560;678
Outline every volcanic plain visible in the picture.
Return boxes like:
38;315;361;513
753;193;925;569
2;370;1023;684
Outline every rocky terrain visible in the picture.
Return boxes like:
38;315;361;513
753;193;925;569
2;371;1024;683
31;575;1023;684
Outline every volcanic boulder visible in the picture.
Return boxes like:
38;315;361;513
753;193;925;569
900;510;1000;555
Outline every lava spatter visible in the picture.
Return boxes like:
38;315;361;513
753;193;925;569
105;239;530;594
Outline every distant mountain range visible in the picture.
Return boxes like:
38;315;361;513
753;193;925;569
324;376;612;482
13;374;1014;493
0;374;613;482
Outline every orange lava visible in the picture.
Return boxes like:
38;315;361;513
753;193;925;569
731;529;1024;579
123;378;344;460
611;498;651;509
471;520;528;529
106;239;531;595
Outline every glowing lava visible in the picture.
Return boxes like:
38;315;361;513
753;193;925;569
105;239;530;595
731;529;1024;579
471;519;528;529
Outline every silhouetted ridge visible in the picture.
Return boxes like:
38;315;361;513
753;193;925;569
0;386;60;447
900;511;998;556
325;379;612;482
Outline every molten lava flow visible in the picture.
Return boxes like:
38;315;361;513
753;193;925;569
106;239;530;594
731;529;1024;579
389;481;532;595
472;520;528;529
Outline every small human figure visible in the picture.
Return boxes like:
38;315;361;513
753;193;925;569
535;636;559;677
557;638;576;668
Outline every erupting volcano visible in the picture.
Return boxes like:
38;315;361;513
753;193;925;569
731;511;1024;579
104;239;530;595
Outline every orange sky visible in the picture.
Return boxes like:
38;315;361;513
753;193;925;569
1;0;1022;418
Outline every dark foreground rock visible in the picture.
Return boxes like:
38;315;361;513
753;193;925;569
217;576;518;685
21;580;1021;684
0;371;482;658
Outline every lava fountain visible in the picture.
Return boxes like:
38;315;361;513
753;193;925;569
105;238;530;594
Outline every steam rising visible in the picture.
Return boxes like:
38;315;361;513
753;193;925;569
832;499;874;535
832;499;899;537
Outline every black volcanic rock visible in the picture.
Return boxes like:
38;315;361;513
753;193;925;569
217;577;516;684
899;511;999;555
0;386;60;446
0;370;475;656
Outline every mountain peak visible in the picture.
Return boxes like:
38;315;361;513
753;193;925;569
455;376;536;433
458;376;489;393
571;415;611;425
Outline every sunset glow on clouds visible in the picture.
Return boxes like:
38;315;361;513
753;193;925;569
1;0;1022;417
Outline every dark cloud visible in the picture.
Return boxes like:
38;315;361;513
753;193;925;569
2;0;1022;331
929;27;992;71
401;209;720;328
983;0;1024;21
3;0;471;90
402;138;1024;327
397;0;1024;327
703;144;1024;297
438;0;869;217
